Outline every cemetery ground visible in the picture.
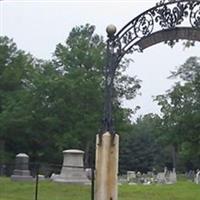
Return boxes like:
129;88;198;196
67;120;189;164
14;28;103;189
0;177;200;200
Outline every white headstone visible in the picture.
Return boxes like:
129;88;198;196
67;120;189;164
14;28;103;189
127;171;136;183
195;170;200;184
52;149;90;184
156;168;176;184
168;171;177;184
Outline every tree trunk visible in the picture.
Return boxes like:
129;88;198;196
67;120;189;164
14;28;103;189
172;144;178;171
84;141;91;168
0;139;5;164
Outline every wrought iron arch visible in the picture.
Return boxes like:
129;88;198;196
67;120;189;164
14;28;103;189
101;0;200;137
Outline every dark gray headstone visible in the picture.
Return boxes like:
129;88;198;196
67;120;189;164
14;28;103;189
11;153;33;181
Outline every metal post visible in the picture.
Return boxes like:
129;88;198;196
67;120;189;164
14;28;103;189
34;164;39;200
101;24;117;141
91;141;95;200
91;166;95;200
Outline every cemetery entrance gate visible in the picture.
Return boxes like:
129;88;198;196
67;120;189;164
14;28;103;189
96;1;200;200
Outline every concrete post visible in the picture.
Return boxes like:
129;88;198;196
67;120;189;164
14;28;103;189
95;132;119;200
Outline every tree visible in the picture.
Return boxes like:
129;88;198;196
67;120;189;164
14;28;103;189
119;114;165;173
0;36;66;163
53;24;141;164
0;24;141;165
155;57;200;170
0;36;36;162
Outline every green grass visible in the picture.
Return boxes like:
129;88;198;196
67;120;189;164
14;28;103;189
0;177;200;200
0;177;90;200
120;182;200;200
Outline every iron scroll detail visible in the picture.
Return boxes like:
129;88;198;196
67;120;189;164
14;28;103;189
190;1;200;27
110;0;200;65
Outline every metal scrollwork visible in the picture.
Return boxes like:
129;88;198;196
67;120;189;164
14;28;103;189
109;0;200;65
154;2;188;29
190;1;200;28
122;30;134;45
134;12;154;38
157;0;182;6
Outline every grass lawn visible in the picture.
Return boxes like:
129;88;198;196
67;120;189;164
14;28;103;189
0;177;200;200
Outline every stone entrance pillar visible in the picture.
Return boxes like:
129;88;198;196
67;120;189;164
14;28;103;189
52;149;89;184
11;153;33;181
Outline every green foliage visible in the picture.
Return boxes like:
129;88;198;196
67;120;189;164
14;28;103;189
119;114;165;173
0;25;141;165
155;57;200;170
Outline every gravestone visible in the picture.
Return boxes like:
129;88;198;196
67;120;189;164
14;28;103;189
52;149;89;184
156;167;177;184
85;168;92;180
156;172;166;183
195;169;200;184
187;170;195;181
127;171;136;183
168;168;177;184
11;153;33;181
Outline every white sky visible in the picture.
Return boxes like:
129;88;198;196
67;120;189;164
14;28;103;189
1;0;200;120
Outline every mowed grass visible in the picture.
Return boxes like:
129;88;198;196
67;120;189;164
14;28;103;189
120;181;200;200
0;177;200;200
0;177;90;200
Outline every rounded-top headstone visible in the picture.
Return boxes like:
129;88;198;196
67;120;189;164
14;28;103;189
16;153;29;158
15;153;29;171
11;153;33;181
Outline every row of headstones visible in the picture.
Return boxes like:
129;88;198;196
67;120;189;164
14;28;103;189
10;149;90;184
11;150;200;185
124;167;177;185
125;168;200;185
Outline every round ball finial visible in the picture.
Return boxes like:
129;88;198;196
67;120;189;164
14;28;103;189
106;24;117;37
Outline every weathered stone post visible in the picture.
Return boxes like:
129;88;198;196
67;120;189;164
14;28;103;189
95;132;119;200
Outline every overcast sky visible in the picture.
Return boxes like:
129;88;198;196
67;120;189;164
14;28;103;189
1;0;200;120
